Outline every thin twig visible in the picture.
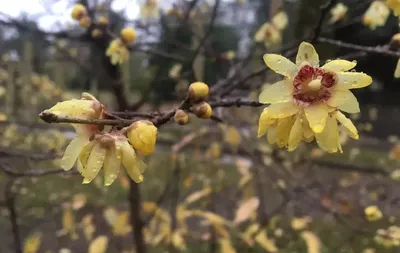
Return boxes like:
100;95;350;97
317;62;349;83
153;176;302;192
312;0;338;43
5;179;22;253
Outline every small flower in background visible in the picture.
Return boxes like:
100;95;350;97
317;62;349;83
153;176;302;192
71;4;87;20
106;39;130;65
258;42;372;153
79;132;146;185
375;226;400;248
387;0;400;16
140;0;159;19
126;120;158;156
120;27;137;44
222;50;236;61
169;64;182;79
365;205;383;221
329;3;348;24
362;1;390;30
254;11;288;48
41;93;104;170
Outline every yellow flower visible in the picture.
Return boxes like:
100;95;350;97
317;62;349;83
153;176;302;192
120;27;137;43
258;42;372;153
394;58;400;78
80;132;146;185
42;93;104;170
387;0;400;16
362;1;390;30
254;22;282;48
375;226;400;248
329;3;348;24
271;11;288;31
140;0;159;19
126;120;158;156
106;39;129;65
365;205;383;221
71;4;87;20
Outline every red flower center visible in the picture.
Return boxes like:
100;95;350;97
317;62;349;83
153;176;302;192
292;65;337;106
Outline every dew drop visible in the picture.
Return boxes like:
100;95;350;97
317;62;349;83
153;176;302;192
352;81;358;84
352;60;357;64
326;59;332;63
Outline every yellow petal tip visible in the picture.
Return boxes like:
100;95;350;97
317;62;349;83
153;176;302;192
312;125;325;134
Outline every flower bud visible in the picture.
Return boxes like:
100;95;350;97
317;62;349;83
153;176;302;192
71;4;87;20
91;29;103;39
188;82;209;102
79;16;92;28
127;120;157;155
391;33;400;49
174;110;189;125
192;102;212;119
98;16;109;26
120;27;137;43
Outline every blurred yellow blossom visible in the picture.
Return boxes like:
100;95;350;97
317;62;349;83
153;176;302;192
140;0;159;19
169;64;182;79
258;42;372;153
80;132;146;185
362;1;390;30
365;205;383;221
329;3;348;24
126;120;158;156
375;226;400;248
387;0;400;15
254;22;281;48
106;39;129;65
120;27;137;43
271;11;288;30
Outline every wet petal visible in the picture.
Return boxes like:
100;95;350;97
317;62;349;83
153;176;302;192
263;54;298;77
334;111;359;139
276;117;295;148
315;115;339;153
267;102;299;119
103;147;121;186
296;42;319;67
267;127;276;144
326;89;356;108
119;141;143;183
136;158;147;173
79;141;96;169
288;116;303;151
258;109;277;137
305;103;329;134
259;80;292;104
302;117;314;140
335;72;372;89
321;59;356;72
82;142;106;184
337;92;360;113
61;136;89;171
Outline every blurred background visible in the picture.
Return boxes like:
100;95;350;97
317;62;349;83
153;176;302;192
0;0;399;252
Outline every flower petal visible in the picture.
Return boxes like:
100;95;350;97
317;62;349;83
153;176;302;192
326;89;356;108
267;127;276;144
276;117;295;148
119;141;143;183
337;92;360;113
296;42;319;67
136;158;147;173
334;111;359;139
305;103;329;134
258;109;276;137
61;136;89;171
288;116;303;151
335;72;372;89
263;54;298;77
267;102;299;119
254;23;269;42
259;80;292;104
79;141;96;170
395;58;400;78
82;142;106;184
315;115;339;153
103;146;121;186
321;59;356;72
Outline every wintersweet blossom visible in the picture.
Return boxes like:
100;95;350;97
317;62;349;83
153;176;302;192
254;12;288;48
329;3;348;24
258;42;372;153
375;226;400;247
126;120;158;156
387;0;400;16
42;93;104;170
362;1;390;30
106;39;129;65
140;0;159;19
365;205;383;221
79;132;146;185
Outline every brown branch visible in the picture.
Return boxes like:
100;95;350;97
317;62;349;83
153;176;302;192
312;0;338;43
5;179;22;253
317;37;400;58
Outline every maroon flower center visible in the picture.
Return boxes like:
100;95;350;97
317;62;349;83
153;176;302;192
292;65;337;106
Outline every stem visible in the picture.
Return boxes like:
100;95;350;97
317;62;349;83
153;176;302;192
128;180;146;253
5;179;22;253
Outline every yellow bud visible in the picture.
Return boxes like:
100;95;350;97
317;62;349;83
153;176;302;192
120;27;137;43
127;120;157;155
365;205;383;221
71;4;87;20
192;102;212;119
391;33;400;49
91;29;103;39
79;16;92;28
98;16;109;26
188;82;209;102
174;110;189;125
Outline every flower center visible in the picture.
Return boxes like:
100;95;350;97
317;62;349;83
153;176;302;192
292;65;337;106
